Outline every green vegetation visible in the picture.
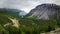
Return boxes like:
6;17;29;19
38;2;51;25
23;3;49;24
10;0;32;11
0;9;60;34
0;15;60;34
0;14;12;25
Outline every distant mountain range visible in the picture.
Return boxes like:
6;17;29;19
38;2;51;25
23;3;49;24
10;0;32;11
0;8;27;18
27;4;60;20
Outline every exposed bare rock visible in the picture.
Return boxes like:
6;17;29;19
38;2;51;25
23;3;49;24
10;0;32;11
28;4;60;20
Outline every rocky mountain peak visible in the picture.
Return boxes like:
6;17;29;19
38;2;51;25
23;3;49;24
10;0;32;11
28;3;60;20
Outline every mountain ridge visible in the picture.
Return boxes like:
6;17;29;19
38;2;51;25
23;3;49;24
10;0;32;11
0;8;27;18
27;3;60;20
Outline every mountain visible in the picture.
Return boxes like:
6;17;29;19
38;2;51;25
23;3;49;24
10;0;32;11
27;4;60;20
0;8;27;18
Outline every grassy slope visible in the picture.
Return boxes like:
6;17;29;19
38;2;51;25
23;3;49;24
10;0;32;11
0;14;12;25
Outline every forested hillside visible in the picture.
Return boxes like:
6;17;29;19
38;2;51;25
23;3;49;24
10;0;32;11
0;14;60;34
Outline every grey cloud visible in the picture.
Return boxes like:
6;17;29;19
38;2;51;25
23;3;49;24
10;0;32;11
0;0;60;13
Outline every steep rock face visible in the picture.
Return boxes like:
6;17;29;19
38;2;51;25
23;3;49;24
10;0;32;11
28;4;60;20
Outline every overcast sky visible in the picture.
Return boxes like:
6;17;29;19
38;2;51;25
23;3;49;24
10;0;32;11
0;0;60;13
